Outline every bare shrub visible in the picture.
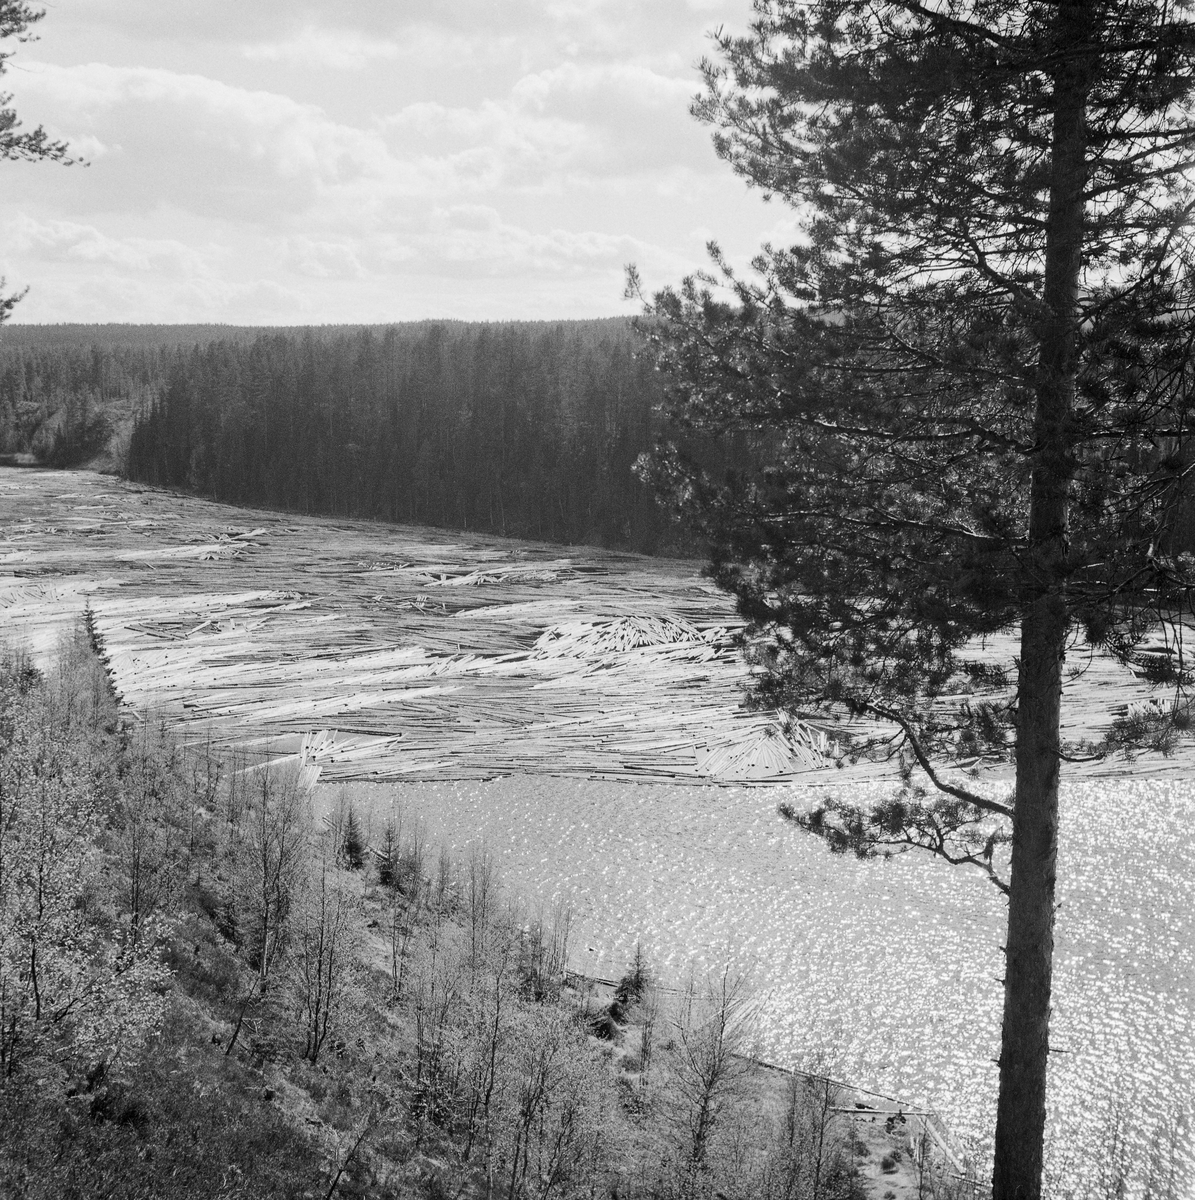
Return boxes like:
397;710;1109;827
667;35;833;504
490;1005;612;1200
223;763;309;1055
760;1069;855;1200
465;843;498;981
409;920;465;1144
658;966;755;1200
112;715;188;949
516;898;572;1003
295;834;362;1063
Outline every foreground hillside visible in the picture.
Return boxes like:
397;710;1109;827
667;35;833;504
1;628;978;1199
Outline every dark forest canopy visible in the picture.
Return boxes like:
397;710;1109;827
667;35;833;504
0;319;717;553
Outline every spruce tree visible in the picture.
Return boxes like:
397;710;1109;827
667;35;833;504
377;818;398;889
635;3;1195;1196
341;806;365;872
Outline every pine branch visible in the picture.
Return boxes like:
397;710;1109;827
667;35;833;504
863;701;1014;818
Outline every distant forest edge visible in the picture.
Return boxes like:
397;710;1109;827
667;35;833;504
0;319;709;554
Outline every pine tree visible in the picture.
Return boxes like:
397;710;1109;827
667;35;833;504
634;3;1195;1197
0;1;77;322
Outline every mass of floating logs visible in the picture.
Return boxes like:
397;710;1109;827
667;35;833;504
2;467;1191;784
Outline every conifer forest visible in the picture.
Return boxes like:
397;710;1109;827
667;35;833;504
0;320;708;554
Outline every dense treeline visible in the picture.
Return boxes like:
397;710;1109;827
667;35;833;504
125;321;689;552
0;323;385;350
0;323;444;466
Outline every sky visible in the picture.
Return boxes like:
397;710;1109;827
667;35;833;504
0;0;792;325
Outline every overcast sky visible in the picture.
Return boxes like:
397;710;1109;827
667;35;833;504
0;1;790;325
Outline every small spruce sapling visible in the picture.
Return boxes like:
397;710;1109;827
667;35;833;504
341;805;365;872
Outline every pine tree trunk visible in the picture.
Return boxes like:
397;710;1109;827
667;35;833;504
992;5;1092;1196
995;596;1065;1198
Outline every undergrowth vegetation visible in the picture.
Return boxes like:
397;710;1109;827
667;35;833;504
0;624;972;1199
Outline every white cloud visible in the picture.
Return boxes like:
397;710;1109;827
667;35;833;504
10;54;723;241
378;61;713;194
3;214;210;275
0;0;774;322
280;236;364;279
379;99;584;195
416;205;643;276
508;60;708;174
241;28;401;70
511;60;693;112
12;62;405;221
62;133;110;161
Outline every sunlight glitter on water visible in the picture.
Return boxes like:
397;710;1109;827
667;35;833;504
325;774;1195;1191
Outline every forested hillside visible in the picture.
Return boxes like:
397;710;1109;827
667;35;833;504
0;341;155;467
0;320;708;553
126;321;684;551
0;324;449;470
